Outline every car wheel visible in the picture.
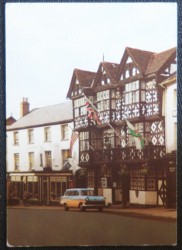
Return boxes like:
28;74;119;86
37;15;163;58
64;204;69;211
98;207;103;212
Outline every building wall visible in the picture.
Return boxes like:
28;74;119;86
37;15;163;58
164;81;177;153
6;122;79;172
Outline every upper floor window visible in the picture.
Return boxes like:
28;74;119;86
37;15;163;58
45;151;52;167
62;149;70;165
44;127;51;142
74;97;87;117
14;132;19;145
28;129;34;144
103;129;115;149
97;90;110;111
29;152;34;170
80;131;89;151
125;80;140;105
61;124;68;140
14;153;19;170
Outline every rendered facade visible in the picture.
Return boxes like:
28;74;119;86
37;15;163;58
6;99;79;205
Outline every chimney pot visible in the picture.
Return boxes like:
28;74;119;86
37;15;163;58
20;97;30;117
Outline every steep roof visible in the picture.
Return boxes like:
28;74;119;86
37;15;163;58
102;62;119;80
7;102;73;130
67;69;96;98
74;69;96;87
126;47;155;74
145;47;176;74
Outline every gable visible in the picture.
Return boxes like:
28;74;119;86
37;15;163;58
145;47;176;75
94;62;119;88
118;52;141;81
67;69;96;99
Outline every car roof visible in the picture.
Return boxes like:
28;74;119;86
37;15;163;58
65;188;94;191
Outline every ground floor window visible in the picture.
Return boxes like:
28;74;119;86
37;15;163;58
9;176;21;199
27;176;39;200
130;167;156;191
88;170;95;188
50;177;67;202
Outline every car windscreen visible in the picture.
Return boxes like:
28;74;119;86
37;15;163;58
80;190;94;196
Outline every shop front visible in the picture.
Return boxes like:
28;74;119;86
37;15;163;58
7;171;74;206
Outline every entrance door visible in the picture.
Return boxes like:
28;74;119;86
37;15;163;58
122;175;130;207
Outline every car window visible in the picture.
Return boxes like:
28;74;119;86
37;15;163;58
80;190;94;196
64;191;69;196
74;191;79;196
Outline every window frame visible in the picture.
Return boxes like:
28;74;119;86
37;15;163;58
28;129;34;144
44;127;51;142
14;131;19;145
61;124;69;141
14;153;19;170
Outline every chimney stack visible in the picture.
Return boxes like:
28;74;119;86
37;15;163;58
20;98;30;117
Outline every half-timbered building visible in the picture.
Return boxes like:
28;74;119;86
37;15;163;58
67;47;176;207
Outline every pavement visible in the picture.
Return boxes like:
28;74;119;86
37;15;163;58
7;204;177;222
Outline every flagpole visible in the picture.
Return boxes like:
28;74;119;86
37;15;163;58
83;94;122;140
68;124;95;152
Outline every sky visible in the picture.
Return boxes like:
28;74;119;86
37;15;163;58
5;2;177;119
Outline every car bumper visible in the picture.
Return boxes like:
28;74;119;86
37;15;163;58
82;204;105;209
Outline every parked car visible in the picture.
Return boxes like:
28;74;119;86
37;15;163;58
60;188;106;212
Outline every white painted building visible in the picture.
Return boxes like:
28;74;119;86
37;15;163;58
6;99;79;205
158;74;177;207
161;75;177;153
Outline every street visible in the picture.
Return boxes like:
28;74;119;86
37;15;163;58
7;208;176;247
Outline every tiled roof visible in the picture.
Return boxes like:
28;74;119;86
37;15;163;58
74;69;96;87
126;47;155;74
145;47;176;74
7;102;73;130
102;62;120;80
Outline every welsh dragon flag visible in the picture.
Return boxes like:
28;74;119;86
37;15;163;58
125;119;145;150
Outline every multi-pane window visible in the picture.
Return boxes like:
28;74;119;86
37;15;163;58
14;132;19;145
45;151;52;167
28;129;34;144
14;153;19;170
97;90;110;111
44;127;51;142
80;131;89;151
130;169;145;190
27;176;38;200
125;81;140;104
74;97;87;117
50;177;67;201
103;129;115;149
29;152;34;170
88;170;95;188
130;168;156;191
61;124;68;140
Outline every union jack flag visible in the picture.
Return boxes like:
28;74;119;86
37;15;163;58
86;102;101;125
70;131;78;157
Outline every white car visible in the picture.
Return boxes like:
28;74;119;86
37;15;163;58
60;188;106;212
